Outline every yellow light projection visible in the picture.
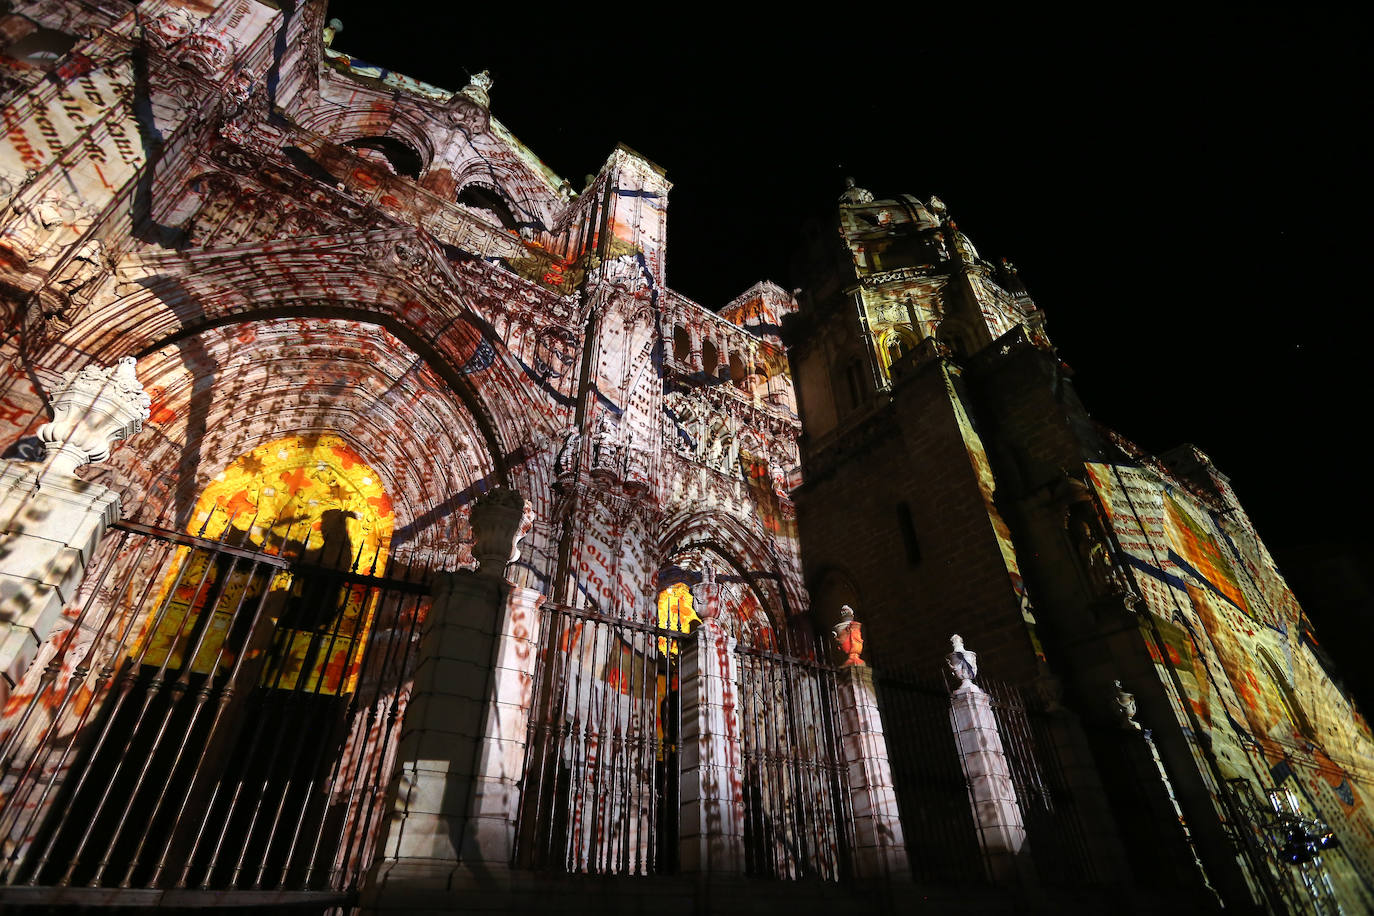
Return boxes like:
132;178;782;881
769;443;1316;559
137;435;394;695
656;582;699;653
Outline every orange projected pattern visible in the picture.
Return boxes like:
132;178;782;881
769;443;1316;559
1165;492;1250;615
137;435;394;695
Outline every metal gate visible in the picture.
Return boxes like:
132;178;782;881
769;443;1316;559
515;602;684;875
872;664;990;884
0;515;431;897
515;602;856;881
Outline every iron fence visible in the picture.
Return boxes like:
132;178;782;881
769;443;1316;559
872;660;1097;888
736;643;855;881
871;663;989;884
515;602;683;875
982;679;1097;887
515;604;857;881
0;514;431;897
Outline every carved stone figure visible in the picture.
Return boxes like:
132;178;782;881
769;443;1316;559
50;238;110;303
1113;680;1142;732
554;425;580;475
947;633;978;687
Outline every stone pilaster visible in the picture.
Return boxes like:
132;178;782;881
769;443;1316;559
458;583;543;865
0;358;149;707
679;617;745;874
370;488;535;891
947;634;1026;882
836;664;909;878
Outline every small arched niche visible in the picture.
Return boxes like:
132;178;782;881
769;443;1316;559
456;183;520;231
701;340;719;377
673;325;691;364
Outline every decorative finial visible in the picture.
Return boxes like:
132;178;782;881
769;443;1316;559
693;559;721;622
832;604;865;666
947;634;978;688
459;70;493;108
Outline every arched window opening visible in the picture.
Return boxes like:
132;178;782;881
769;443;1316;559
2;26;77;70
701;340;719;377
344;136;423;179
843;358;866;411
672;325;691;364
897;502;922;567
729;353;746;386
456;184;520;231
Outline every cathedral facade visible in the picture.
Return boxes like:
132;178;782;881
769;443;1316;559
0;1;1369;913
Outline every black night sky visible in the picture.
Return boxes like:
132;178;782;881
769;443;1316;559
322;4;1367;560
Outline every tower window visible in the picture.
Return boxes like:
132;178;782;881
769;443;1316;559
844;359;865;410
897;502;922;567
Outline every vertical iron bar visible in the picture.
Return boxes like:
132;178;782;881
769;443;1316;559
0;535;164;884
119;544;262;888
151;552;288;888
251;545;371;889
329;562;426;890
62;508;234;886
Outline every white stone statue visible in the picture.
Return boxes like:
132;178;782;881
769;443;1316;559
947;633;978;687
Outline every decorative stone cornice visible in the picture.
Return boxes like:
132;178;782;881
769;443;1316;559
35;357;151;478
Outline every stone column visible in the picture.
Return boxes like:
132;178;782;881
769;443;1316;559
832;606;908;878
679;560;745;873
0;357;149;708
947;634;1026;882
459;582;543;865
369;488;533;891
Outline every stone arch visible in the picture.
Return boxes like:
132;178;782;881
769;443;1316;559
7;237;566;573
455;181;521;232
344;136;425;179
878;324;920;375
449;159;557;235
672;324;691;364
657;510;810;651
101;316;500;570
45;235;555;472
289;98;437;174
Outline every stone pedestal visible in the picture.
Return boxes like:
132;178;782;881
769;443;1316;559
950;682;1026;881
0;357;149;709
458;584;543;866
678;619;744;874
835;665;908;878
0;464;121;707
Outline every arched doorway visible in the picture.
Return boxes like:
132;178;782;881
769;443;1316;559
0;316;505;895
